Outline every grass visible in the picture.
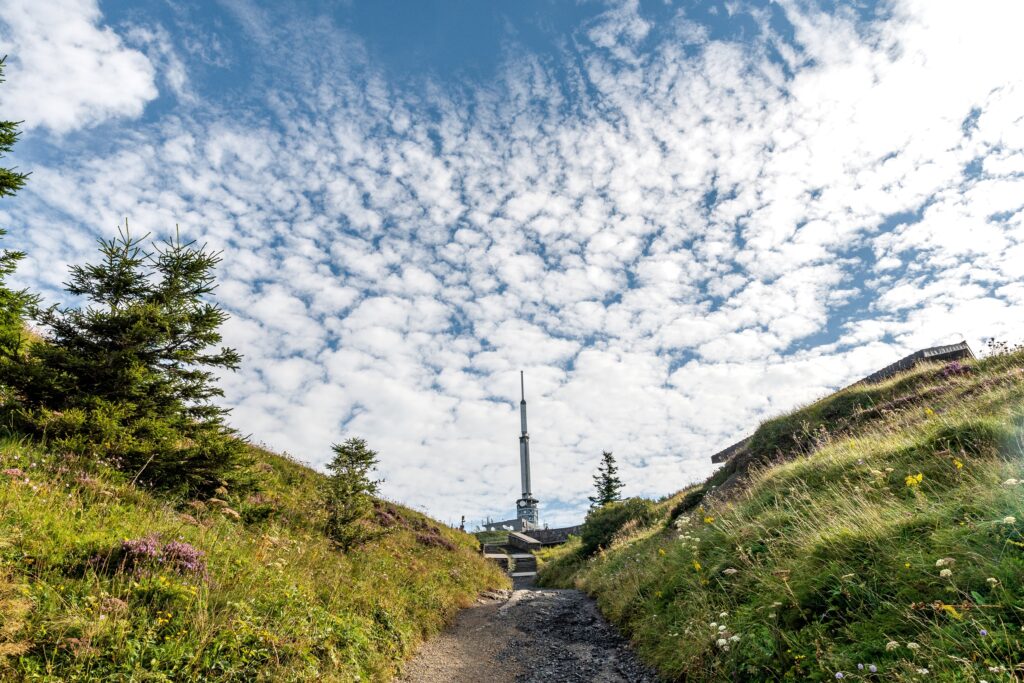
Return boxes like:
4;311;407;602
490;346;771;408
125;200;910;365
473;530;510;546
0;440;508;681
538;350;1024;681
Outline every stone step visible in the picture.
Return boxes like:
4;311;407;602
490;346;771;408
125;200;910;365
484;550;537;574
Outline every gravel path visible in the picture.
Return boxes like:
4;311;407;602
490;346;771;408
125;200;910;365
399;585;656;683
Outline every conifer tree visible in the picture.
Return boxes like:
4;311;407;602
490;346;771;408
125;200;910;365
323;437;381;550
7;226;245;493
0;56;37;359
28;228;241;416
589;450;624;508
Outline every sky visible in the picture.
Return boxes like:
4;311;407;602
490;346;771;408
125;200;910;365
1;0;1023;527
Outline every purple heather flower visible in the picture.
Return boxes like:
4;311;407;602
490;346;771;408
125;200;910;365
118;535;207;578
979;629;988;636
857;664;864;670
162;540;207;576
942;360;968;378
835;673;844;680
869;664;877;673
122;535;161;559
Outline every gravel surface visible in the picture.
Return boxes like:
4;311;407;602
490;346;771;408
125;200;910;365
400;586;656;683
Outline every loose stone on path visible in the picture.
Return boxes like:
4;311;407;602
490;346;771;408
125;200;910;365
400;587;656;683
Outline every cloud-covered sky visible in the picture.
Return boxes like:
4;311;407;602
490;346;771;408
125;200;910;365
2;0;1023;526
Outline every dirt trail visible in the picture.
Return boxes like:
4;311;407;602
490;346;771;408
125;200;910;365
399;584;656;683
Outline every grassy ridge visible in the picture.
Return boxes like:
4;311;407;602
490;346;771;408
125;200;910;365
0;441;507;681
538;351;1024;681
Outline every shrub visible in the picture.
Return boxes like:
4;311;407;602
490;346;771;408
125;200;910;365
668;487;706;522
579;497;657;557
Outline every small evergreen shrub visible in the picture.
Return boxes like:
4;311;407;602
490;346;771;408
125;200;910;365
323;437;381;550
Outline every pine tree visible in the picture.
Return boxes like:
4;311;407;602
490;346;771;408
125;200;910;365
0;56;37;359
27;227;241;416
323;437;382;550
589;450;624;508
7;226;245;493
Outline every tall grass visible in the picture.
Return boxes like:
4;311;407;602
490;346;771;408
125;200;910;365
539;351;1024;681
0;441;507;681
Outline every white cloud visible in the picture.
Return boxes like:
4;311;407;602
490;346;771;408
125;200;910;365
0;0;158;134
4;0;1024;527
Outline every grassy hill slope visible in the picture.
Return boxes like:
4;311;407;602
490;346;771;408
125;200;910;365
0;440;507;681
538;349;1024;681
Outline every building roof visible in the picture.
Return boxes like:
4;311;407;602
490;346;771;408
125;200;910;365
855;341;974;386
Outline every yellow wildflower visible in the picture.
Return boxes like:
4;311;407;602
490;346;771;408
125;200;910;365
952;458;963;470
905;472;923;487
693;560;702;572
658;548;666;556
703;516;715;524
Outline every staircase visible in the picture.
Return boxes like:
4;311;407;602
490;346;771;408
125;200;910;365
483;543;538;579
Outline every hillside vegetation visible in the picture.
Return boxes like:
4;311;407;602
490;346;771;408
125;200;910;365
0;71;507;681
0;439;507;681
538;349;1024;681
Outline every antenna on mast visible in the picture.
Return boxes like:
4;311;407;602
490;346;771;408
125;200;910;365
516;370;538;529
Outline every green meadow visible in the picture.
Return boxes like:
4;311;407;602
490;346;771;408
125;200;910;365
539;349;1024;682
0;441;507;681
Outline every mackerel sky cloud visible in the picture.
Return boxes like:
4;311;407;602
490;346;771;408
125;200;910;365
2;0;1023;525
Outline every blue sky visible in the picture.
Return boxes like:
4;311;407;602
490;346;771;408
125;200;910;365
2;0;1023;527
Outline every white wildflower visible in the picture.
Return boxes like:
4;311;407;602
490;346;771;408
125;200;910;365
1002;516;1016;525
986;577;999;586
722;568;738;576
719;611;728;618
886;641;899;651
729;634;740;642
1002;478;1020;486
716;638;728;648
709;622;717;629
934;557;955;567
939;569;952;578
916;667;929;675
718;625;727;632
907;642;920;651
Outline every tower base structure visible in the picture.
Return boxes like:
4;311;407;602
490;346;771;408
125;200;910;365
516;495;540;530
